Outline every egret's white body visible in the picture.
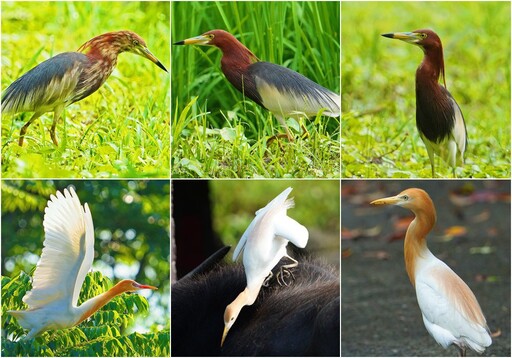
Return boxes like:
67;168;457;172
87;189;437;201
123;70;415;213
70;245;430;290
8;188;156;339
222;187;309;346
371;188;491;356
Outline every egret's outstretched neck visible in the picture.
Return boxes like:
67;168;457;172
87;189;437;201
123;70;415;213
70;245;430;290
75;281;130;325
404;206;436;286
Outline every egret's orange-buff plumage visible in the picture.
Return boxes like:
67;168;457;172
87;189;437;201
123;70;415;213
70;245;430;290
371;188;491;356
8;188;157;339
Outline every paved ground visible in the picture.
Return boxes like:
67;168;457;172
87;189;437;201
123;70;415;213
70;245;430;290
341;180;510;357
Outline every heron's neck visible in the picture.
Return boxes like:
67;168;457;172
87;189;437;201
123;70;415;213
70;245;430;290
417;49;446;89
404;209;436;286
75;281;129;325
219;40;258;71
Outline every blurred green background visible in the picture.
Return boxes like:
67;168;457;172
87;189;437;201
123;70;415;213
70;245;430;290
1;2;170;178
342;2;510;178
1;180;170;333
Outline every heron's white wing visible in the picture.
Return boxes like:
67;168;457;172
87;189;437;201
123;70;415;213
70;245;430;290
234;187;293;261
415;262;491;350
23;187;95;309
274;216;308;248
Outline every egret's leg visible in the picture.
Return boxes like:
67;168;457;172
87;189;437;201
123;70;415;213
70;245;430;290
19;112;43;146
262;271;273;287
277;255;298;286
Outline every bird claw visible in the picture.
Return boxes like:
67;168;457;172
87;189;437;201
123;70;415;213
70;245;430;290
276;266;295;286
262;272;273;287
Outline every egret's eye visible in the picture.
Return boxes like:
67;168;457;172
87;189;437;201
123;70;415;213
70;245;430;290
402;195;409;200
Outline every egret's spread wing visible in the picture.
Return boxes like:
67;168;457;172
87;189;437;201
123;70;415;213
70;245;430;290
1;53;88;114
415;262;491;350
250;62;340;118
274;216;309;248
234;187;293;261
23;188;94;309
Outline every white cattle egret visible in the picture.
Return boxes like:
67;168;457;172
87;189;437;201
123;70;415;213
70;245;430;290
8;187;157;339
371;188;492;356
221;187;309;346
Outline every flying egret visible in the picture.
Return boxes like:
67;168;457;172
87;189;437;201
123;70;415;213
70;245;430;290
8;187;157;339
221;187;309;346
371;188;492;356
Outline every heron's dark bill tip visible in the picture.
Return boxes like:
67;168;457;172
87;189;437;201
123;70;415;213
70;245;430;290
173;40;185;45
155;61;168;72
381;33;394;38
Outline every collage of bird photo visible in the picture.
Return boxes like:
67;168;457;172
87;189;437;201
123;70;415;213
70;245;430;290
0;1;510;357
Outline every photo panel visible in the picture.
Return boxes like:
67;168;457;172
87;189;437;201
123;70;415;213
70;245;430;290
341;180;510;356
1;180;170;355
171;179;341;355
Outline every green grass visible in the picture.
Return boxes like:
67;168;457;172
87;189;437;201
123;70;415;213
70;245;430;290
1;2;170;178
342;2;511;178
171;1;340;178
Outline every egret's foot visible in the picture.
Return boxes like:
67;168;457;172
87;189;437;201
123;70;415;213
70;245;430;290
262;271;273;287
276;266;295;286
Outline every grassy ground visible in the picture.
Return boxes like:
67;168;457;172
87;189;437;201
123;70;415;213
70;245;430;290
342;2;510;178
1;2;170;178
171;1;340;178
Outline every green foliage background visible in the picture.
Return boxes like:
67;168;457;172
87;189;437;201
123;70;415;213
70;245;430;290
1;2;170;178
172;1;340;178
342;2;511;178
1;180;170;356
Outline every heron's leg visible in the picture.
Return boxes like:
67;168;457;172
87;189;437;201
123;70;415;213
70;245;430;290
50;106;64;146
275;115;294;142
19;112;43;146
456;346;466;357
421;139;436;178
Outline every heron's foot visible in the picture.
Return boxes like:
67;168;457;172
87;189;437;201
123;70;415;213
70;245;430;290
299;122;309;140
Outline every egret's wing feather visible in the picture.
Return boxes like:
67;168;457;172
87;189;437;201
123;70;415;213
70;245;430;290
72;202;94;305
234;187;293;260
23;188;93;309
416;262;491;350
274;216;309;248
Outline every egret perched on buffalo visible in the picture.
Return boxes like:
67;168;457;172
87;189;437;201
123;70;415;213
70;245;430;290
2;31;168;146
371;188;491;356
382;29;467;177
7;187;157;339
221;187;309;346
174;29;340;141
